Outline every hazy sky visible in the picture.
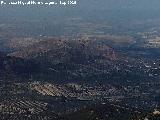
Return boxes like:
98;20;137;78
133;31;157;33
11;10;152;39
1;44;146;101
0;0;160;22
1;0;160;12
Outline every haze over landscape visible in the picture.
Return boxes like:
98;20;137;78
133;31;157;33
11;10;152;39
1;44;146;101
0;0;160;120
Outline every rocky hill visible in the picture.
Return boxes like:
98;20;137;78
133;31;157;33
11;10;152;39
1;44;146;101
8;38;116;62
